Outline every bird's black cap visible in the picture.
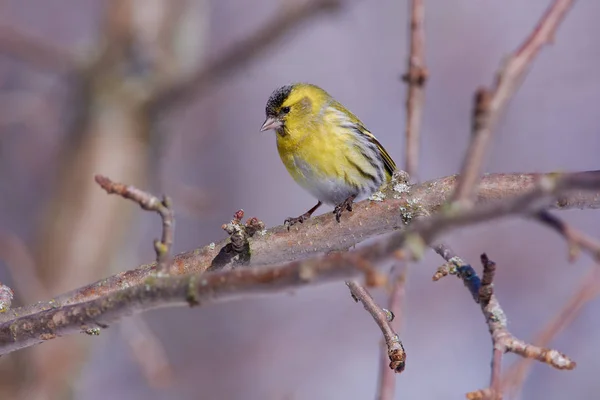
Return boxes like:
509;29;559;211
265;85;293;117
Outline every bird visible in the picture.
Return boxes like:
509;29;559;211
260;83;396;227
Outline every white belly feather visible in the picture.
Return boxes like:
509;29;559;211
292;155;367;205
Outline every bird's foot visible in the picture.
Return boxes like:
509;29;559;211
333;195;356;222
284;212;311;229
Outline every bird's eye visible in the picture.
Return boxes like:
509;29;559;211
281;106;291;114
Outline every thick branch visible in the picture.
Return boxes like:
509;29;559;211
2;171;599;325
0;171;599;355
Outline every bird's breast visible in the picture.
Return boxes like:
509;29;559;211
276;130;378;205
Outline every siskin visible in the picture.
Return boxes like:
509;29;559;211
260;83;396;226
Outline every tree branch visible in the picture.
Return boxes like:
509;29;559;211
535;210;600;261
452;0;576;204
95;175;175;273
0;170;596;325
347;281;406;374
402;0;427;180
0;171;599;355
375;267;407;400
149;0;343;111
432;247;576;400
501;265;600;398
0;24;76;72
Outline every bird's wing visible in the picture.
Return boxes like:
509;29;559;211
327;101;397;177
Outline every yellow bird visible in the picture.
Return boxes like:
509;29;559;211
260;83;396;226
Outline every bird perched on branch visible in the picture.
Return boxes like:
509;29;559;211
260;83;396;227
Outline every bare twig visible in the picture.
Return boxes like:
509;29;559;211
376;267;407;400
95;175;174;273
535;210;600;261
432;249;576;400
402;0;427;180
479;255;502;399
149;0;343;111
479;254;496;306
121;316;174;388
452;0;576;204
502;266;600;399
0;171;599;355
0;24;76;72
346;281;406;374
0;232;47;302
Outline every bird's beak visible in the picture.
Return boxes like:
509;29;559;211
260;117;282;132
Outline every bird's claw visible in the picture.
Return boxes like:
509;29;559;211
333;196;355;222
284;214;309;229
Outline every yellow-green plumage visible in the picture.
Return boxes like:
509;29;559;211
261;83;396;223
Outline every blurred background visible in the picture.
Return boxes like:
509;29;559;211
0;0;599;399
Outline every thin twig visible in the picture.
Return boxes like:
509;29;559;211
480;255;502;399
502;266;600;399
0;232;47;302
376;267;407;400
452;0;576;204
95;175;174;273
535;210;600;261
121;316;174;388
402;0;427;180
433;246;576;400
346;281;406;373
479;254;496;307
149;0;343;111
0;24;76;72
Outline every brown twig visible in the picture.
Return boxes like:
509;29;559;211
434;244;576;400
121;316;174;388
433;246;575;400
501;266;600;399
402;0;427;180
95;175;174;273
376;267;407;400
149;0;343;111
0;24;76;72
452;0;576;204
0;232;47;303
346;281;406;374
0;171;599;355
479;255;502;399
535;210;600;261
